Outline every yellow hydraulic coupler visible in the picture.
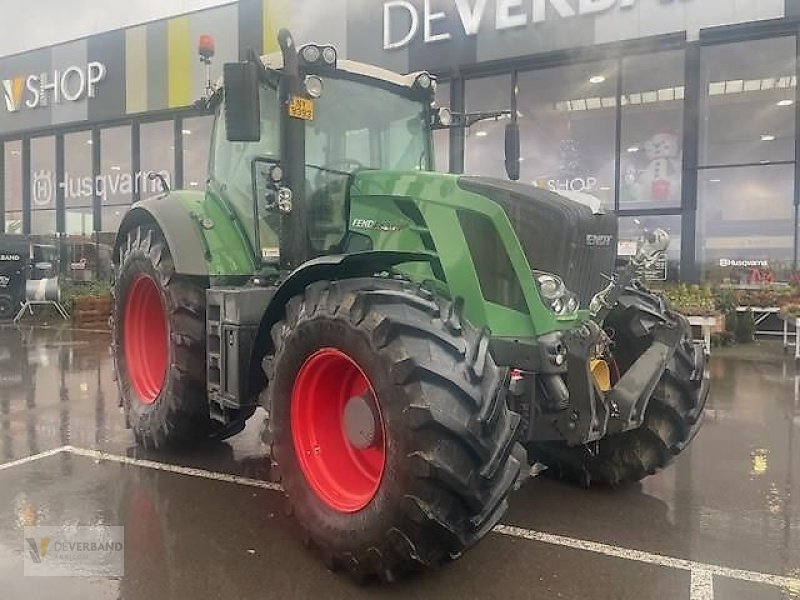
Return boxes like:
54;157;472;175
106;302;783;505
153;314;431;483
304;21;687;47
590;359;612;392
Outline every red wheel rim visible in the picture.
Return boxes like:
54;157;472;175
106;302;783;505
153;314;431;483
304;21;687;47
123;274;168;405
291;348;386;513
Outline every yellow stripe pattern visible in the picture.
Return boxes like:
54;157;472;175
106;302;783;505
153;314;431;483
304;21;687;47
167;16;192;108
263;0;291;54
125;26;148;114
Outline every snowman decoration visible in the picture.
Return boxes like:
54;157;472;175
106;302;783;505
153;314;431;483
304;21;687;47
637;131;682;203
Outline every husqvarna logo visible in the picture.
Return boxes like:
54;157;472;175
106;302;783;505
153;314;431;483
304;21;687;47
586;234;613;247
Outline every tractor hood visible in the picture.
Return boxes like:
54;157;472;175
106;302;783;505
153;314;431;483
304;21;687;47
457;177;619;307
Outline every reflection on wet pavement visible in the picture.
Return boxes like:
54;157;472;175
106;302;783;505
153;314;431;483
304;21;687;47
0;326;798;599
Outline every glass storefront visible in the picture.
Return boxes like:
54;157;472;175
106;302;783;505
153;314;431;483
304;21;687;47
140;121;175;193
182;115;214;192
697;36;798;284
517;61;617;208
64;130;95;280
3;140;22;233
29;136;56;237
1;14;800;287
465;74;512;179
620;51;685;211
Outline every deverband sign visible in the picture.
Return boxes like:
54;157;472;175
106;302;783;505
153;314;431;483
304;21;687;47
384;0;653;49
1;61;106;113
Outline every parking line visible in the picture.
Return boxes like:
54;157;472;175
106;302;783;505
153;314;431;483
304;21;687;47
2;445;797;596
691;570;714;600
493;525;798;590
0;446;70;471
65;446;283;491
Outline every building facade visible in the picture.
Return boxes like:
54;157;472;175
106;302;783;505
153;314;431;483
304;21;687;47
2;0;800;283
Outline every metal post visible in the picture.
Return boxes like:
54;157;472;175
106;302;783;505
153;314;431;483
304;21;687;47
22;138;30;235
680;43;701;283
449;77;465;175
278;29;308;271
55;133;66;277
614;58;623;212
174;118;184;191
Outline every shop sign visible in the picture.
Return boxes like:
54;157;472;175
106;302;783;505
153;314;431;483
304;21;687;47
384;0;648;49
1;62;106;113
548;177;598;193
31;169;171;207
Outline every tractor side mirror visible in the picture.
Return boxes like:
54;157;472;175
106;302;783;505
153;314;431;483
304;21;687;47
504;122;520;181
224;62;261;142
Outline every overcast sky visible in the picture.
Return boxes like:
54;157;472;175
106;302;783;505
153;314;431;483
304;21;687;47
0;0;233;58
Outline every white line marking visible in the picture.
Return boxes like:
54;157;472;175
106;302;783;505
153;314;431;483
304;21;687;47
66;446;282;491
0;446;69;471
691;569;714;600
493;525;800;590
10;446;794;593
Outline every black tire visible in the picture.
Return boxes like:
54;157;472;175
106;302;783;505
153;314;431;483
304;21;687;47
112;223;249;449
533;287;707;487
266;278;523;582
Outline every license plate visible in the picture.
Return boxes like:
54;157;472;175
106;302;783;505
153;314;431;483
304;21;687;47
288;96;314;121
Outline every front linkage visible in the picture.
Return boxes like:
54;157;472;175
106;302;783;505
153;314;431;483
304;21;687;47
517;231;709;486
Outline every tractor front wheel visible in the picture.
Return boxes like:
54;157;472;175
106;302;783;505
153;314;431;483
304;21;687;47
266;278;523;582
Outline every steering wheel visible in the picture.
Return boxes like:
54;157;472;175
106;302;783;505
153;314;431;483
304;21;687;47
324;158;365;174
313;158;365;191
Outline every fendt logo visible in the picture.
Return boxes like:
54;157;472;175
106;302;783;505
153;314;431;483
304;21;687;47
1;61;106;113
586;234;613;247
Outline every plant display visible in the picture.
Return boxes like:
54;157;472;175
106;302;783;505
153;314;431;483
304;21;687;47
662;284;717;316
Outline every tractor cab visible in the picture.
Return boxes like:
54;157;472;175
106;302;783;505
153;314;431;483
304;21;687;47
207;34;445;273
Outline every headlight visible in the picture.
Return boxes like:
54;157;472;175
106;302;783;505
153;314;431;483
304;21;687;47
436;106;453;127
321;45;337;66
304;75;324;98
415;72;432;90
300;44;321;64
534;271;579;316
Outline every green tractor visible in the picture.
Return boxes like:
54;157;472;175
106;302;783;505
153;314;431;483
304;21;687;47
112;30;709;582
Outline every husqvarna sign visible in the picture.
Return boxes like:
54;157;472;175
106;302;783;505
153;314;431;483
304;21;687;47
384;0;643;49
1;61;106;113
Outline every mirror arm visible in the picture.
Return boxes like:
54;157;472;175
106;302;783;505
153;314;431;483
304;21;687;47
448;110;512;128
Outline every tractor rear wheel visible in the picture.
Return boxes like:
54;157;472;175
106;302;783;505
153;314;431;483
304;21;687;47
533;287;707;487
266;278;523;582
112;223;250;449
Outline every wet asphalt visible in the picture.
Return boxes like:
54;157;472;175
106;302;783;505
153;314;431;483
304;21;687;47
0;326;798;599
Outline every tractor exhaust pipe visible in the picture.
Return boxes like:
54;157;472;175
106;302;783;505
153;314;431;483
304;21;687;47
277;29;309;270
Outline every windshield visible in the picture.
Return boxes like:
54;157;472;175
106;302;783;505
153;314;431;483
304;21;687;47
303;76;431;253
306;77;432;173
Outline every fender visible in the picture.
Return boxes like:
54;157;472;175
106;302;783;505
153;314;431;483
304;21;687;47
113;191;256;276
247;251;436;402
